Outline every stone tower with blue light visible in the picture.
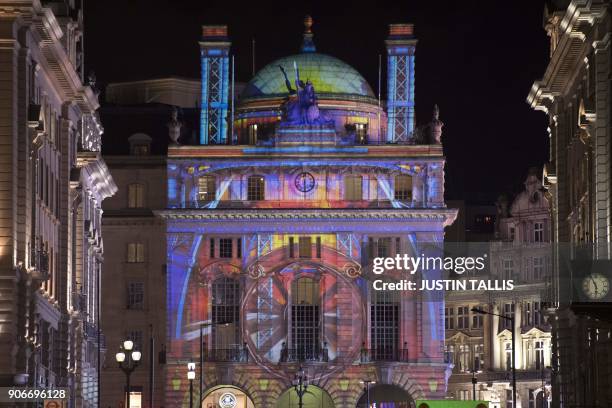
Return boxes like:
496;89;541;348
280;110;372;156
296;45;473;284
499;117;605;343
199;25;230;144
386;24;417;142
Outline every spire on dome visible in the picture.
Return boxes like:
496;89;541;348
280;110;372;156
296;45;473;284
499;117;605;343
300;15;316;53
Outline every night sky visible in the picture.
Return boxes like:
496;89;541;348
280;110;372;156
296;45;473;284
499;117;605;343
85;0;550;200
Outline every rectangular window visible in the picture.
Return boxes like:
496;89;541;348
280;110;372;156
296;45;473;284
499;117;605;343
377;237;392;258
344;175;362;201
236;238;242;259
394;175;413;201
445;307;455;329
534;222;544;242
289;237;295;258
247;175;265;201
533;257;544;280
506;389;513;408
315;237;321;258
198;175;216;202
535;340;544;370
472;314;483;329
127;330;143;351
127;243;145;263
219;238;233;258
299;237;312;259
528;389;535;408
127;282;144;310
503;303;514;330
292;278;320;361
209;238;215;258
502;259;514;281
457;306;469;329
370;290;399;361
128;183;144;208
509;226;515;241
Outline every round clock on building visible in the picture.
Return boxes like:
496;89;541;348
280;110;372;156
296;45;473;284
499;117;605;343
582;273;610;300
295;172;315;193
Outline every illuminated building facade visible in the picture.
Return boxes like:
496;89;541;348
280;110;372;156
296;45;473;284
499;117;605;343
528;1;612;407
446;170;552;407
0;1;117;407
160;19;457;407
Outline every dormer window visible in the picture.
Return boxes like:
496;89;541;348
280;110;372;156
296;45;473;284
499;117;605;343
128;133;152;156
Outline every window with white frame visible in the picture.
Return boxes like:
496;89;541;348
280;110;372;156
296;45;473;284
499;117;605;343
505;342;513;371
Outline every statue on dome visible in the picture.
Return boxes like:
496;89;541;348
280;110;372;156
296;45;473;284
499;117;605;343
278;63;332;126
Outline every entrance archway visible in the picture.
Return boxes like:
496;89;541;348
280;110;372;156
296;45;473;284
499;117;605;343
201;385;255;408
276;385;335;408
356;384;414;407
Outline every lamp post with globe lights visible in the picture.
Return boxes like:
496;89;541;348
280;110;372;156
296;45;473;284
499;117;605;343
115;339;142;408
293;366;308;408
360;379;376;407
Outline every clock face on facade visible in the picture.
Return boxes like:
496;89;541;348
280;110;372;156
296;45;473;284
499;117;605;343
582;273;610;300
295;172;315;193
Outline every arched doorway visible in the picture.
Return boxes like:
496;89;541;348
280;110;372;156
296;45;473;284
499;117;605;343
201;385;255;408
355;384;414;407
276;385;335;408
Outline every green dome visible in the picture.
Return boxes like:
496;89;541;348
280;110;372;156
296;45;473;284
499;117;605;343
242;53;375;99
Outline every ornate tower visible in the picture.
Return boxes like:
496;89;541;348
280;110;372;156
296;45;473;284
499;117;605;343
199;25;231;144
386;23;417;142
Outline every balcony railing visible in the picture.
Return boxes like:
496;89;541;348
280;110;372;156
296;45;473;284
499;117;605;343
203;346;249;362
360;347;410;362
279;345;329;363
30;243;49;278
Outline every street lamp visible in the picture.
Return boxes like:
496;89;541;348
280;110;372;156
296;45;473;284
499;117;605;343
360;379;376;408
472;307;515;408
187;362;196;408
115;339;142;408
293;366;308;408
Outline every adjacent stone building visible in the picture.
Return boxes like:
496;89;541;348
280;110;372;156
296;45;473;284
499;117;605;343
0;1;116;407
446;170;553;408
528;1;612;407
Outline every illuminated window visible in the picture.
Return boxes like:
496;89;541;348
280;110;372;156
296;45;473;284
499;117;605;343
219;238;233;258
535;340;544;370
248;123;258;145
128;183;144;208
394;175;412;201
299;237;312;258
457;390;469;400
127;282;144;310
291;277;320;361
127;243;145;263
370;289;400;360
344;175;362;201
355;123;367;143
198;175;216;202
247;175;265;201
212;277;240;349
505;343;513;371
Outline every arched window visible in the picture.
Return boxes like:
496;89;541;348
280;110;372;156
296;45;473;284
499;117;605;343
291;277;320;361
394;174;412;201
128;183;144;208
211;277;241;352
198;175;216;202
247;175;265;201
344;175;362;201
370;289;400;360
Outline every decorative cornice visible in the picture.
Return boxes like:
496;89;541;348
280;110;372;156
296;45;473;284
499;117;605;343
156;208;458;226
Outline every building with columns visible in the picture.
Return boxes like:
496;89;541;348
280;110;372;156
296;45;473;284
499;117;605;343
0;1;116;407
528;1;612;407
445;169;552;408
156;18;457;408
